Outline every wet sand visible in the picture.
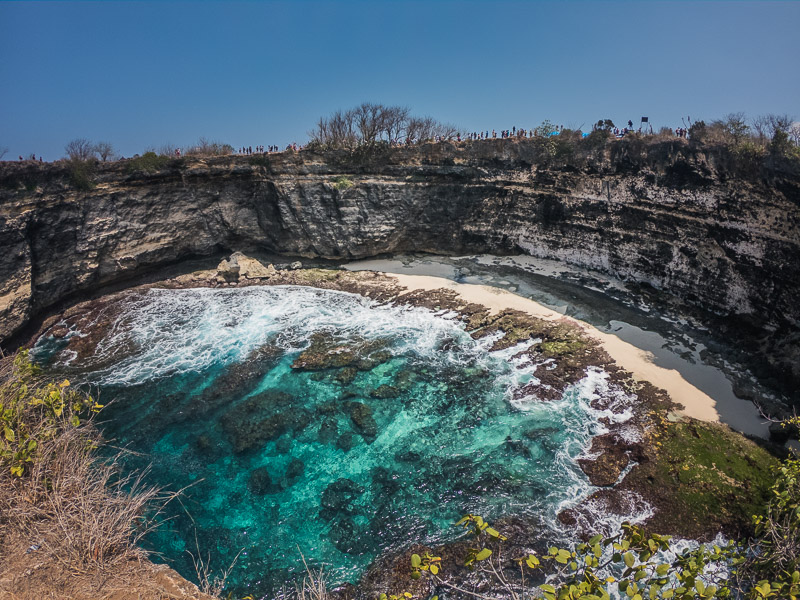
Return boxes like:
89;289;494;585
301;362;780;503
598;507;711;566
388;273;722;423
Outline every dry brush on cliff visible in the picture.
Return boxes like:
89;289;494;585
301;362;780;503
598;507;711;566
0;353;204;599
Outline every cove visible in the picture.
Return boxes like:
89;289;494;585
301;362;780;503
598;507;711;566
30;283;640;597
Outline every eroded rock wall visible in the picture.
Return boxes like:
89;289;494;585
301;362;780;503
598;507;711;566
1;140;798;395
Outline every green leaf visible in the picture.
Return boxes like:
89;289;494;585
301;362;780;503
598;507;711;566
540;585;556;594
623;552;635;568
411;571;421;580
430;564;439;575
411;554;421;568
695;580;705;594
70;414;80;427
3;426;14;442
485;527;505;539
589;534;603;545
656;564;669;576
475;548;492;561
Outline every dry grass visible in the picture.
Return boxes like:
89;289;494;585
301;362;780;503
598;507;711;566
1;426;166;569
295;554;330;600
0;353;203;599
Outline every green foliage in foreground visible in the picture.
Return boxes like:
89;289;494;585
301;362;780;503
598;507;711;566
393;459;800;600
0;351;101;476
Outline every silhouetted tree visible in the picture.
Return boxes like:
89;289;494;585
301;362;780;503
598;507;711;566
65;138;96;161
93;141;115;162
310;104;457;148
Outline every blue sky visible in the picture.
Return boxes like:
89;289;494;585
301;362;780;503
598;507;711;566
1;0;798;160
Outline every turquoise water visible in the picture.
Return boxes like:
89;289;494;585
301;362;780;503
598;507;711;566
32;285;627;597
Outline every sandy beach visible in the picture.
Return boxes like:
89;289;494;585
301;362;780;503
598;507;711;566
388;273;721;423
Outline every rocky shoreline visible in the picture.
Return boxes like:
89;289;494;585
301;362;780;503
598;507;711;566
23;258;780;599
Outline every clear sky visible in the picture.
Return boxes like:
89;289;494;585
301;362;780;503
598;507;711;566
1;0;798;160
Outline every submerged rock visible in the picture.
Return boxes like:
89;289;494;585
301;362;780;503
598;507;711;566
274;436;292;454
318;417;338;445
336;431;355;452
370;384;399;399
395;370;417;391
249;467;278;495
194;349;282;414
335;366;358;385
320;478;364;517
329;516;360;554
283;457;305;487
395;450;421;463
348;402;378;441
220;390;307;453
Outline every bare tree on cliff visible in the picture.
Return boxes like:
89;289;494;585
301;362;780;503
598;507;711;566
310;109;358;149
65;138;96;161
380;105;411;144
406;116;457;142
352;102;386;146
0;147;8;161
310;104;457;148
93;141;115;162
752;114;794;143
714;112;750;145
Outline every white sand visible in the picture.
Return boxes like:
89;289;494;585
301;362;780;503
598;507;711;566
388;273;720;423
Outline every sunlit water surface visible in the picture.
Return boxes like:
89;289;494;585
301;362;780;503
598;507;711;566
32;285;636;597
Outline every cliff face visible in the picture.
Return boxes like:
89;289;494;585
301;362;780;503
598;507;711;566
1;140;798;396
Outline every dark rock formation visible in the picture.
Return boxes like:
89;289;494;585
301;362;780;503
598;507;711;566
1;141;798;398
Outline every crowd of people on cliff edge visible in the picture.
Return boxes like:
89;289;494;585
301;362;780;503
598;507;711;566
9;118;703;163
237;145;283;155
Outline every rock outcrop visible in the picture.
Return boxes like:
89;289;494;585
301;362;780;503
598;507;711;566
1;140;798;397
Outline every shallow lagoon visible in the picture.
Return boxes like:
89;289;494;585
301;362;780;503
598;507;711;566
33;285;634;596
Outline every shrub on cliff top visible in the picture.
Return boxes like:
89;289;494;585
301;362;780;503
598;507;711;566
66;158;96;190
125;151;173;174
185;137;235;157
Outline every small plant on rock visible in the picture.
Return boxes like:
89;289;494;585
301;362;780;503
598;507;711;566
333;175;354;190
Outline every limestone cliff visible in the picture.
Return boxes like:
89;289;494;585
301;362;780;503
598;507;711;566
1;139;798;398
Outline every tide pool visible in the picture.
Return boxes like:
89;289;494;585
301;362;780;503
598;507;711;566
32;285;634;597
